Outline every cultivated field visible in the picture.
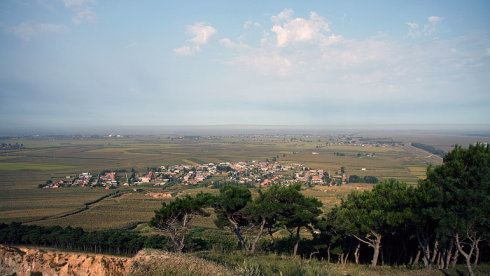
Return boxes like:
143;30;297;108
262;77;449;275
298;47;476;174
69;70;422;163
1;133;488;230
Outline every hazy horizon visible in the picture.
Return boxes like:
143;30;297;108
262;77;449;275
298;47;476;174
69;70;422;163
1;123;490;137
1;1;490;130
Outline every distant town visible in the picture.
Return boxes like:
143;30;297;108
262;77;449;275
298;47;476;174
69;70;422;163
39;160;379;190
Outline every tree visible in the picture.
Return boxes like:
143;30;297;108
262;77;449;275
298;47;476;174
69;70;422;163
150;192;213;252
275;183;323;256
213;185;276;254
410;176;445;270
424;143;489;276
213;185;253;253
333;180;414;267
349;175;361;183
363;176;378;183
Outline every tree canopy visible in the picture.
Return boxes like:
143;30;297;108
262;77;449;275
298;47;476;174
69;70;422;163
150;192;213;252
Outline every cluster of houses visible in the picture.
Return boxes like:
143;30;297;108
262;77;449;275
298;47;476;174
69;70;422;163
325;136;404;148
40;172;118;189
41;160;352;189
1;143;24;150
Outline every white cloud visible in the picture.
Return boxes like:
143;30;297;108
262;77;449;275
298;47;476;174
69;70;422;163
174;45;200;55
428;16;443;23
175;22;217;55
407;16;443;37
271;9;330;47
6;21;68;40
407;22;419;37
486;48;490;56
220;38;248;50
215;8;484;108
243;21;260;29
423;16;443;36
186;22;217;44
61;0;96;24
271;8;294;24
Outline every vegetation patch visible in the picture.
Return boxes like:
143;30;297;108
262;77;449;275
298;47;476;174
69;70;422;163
406;166;427;179
0;162;78;171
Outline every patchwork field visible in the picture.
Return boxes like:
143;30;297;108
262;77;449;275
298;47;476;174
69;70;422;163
1;133;488;230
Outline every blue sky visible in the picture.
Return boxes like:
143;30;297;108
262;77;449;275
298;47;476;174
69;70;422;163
1;0;490;131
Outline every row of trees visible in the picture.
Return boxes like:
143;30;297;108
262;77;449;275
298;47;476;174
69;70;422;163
411;142;445;157
348;175;379;183
151;144;489;276
151;183;322;255
0;222;170;256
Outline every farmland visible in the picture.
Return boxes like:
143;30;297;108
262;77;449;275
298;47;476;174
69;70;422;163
0;132;488;231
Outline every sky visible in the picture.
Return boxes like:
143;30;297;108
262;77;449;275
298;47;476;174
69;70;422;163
1;0;490;132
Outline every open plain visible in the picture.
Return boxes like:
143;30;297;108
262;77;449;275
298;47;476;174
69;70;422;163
1;132;488;230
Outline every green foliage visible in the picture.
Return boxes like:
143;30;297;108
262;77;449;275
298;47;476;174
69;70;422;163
329;180;414;266
213;185;251;229
150;192;214;252
349;175;361;183
0;222;169;255
421;143;490;275
348;175;378;184
411;142;445;157
426;143;489;234
213;184;322;255
335;180;413;235
363;176;378;183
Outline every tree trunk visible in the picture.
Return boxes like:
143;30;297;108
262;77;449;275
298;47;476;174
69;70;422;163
293;226;301;256
455;233;475;276
176;214;190;253
473;239;480;267
268;226;275;252
353;231;382;267
416;231;431;269
371;233;382;267
228;214;250;253
444;238;453;270
413;249;421;266
309;249;319;260
430;233;439;264
327;245;331;263
250;217;266;254
452;245;459;268
354;242;361;264
436;251;441;269
233;227;250;253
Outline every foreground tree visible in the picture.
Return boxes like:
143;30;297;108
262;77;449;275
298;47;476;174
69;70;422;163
150;192;213;252
425;143;490;276
213;185;279;254
332;180;414;267
410;177;445;270
213;184;322;255
213;185;255;253
277;183;322;256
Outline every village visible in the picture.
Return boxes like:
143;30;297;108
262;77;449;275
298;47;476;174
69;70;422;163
39;160;351;189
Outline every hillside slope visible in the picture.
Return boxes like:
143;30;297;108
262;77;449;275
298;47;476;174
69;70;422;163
0;245;233;276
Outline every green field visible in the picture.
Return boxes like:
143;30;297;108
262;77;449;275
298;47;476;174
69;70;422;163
1;133;488;230
0;162;78;171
